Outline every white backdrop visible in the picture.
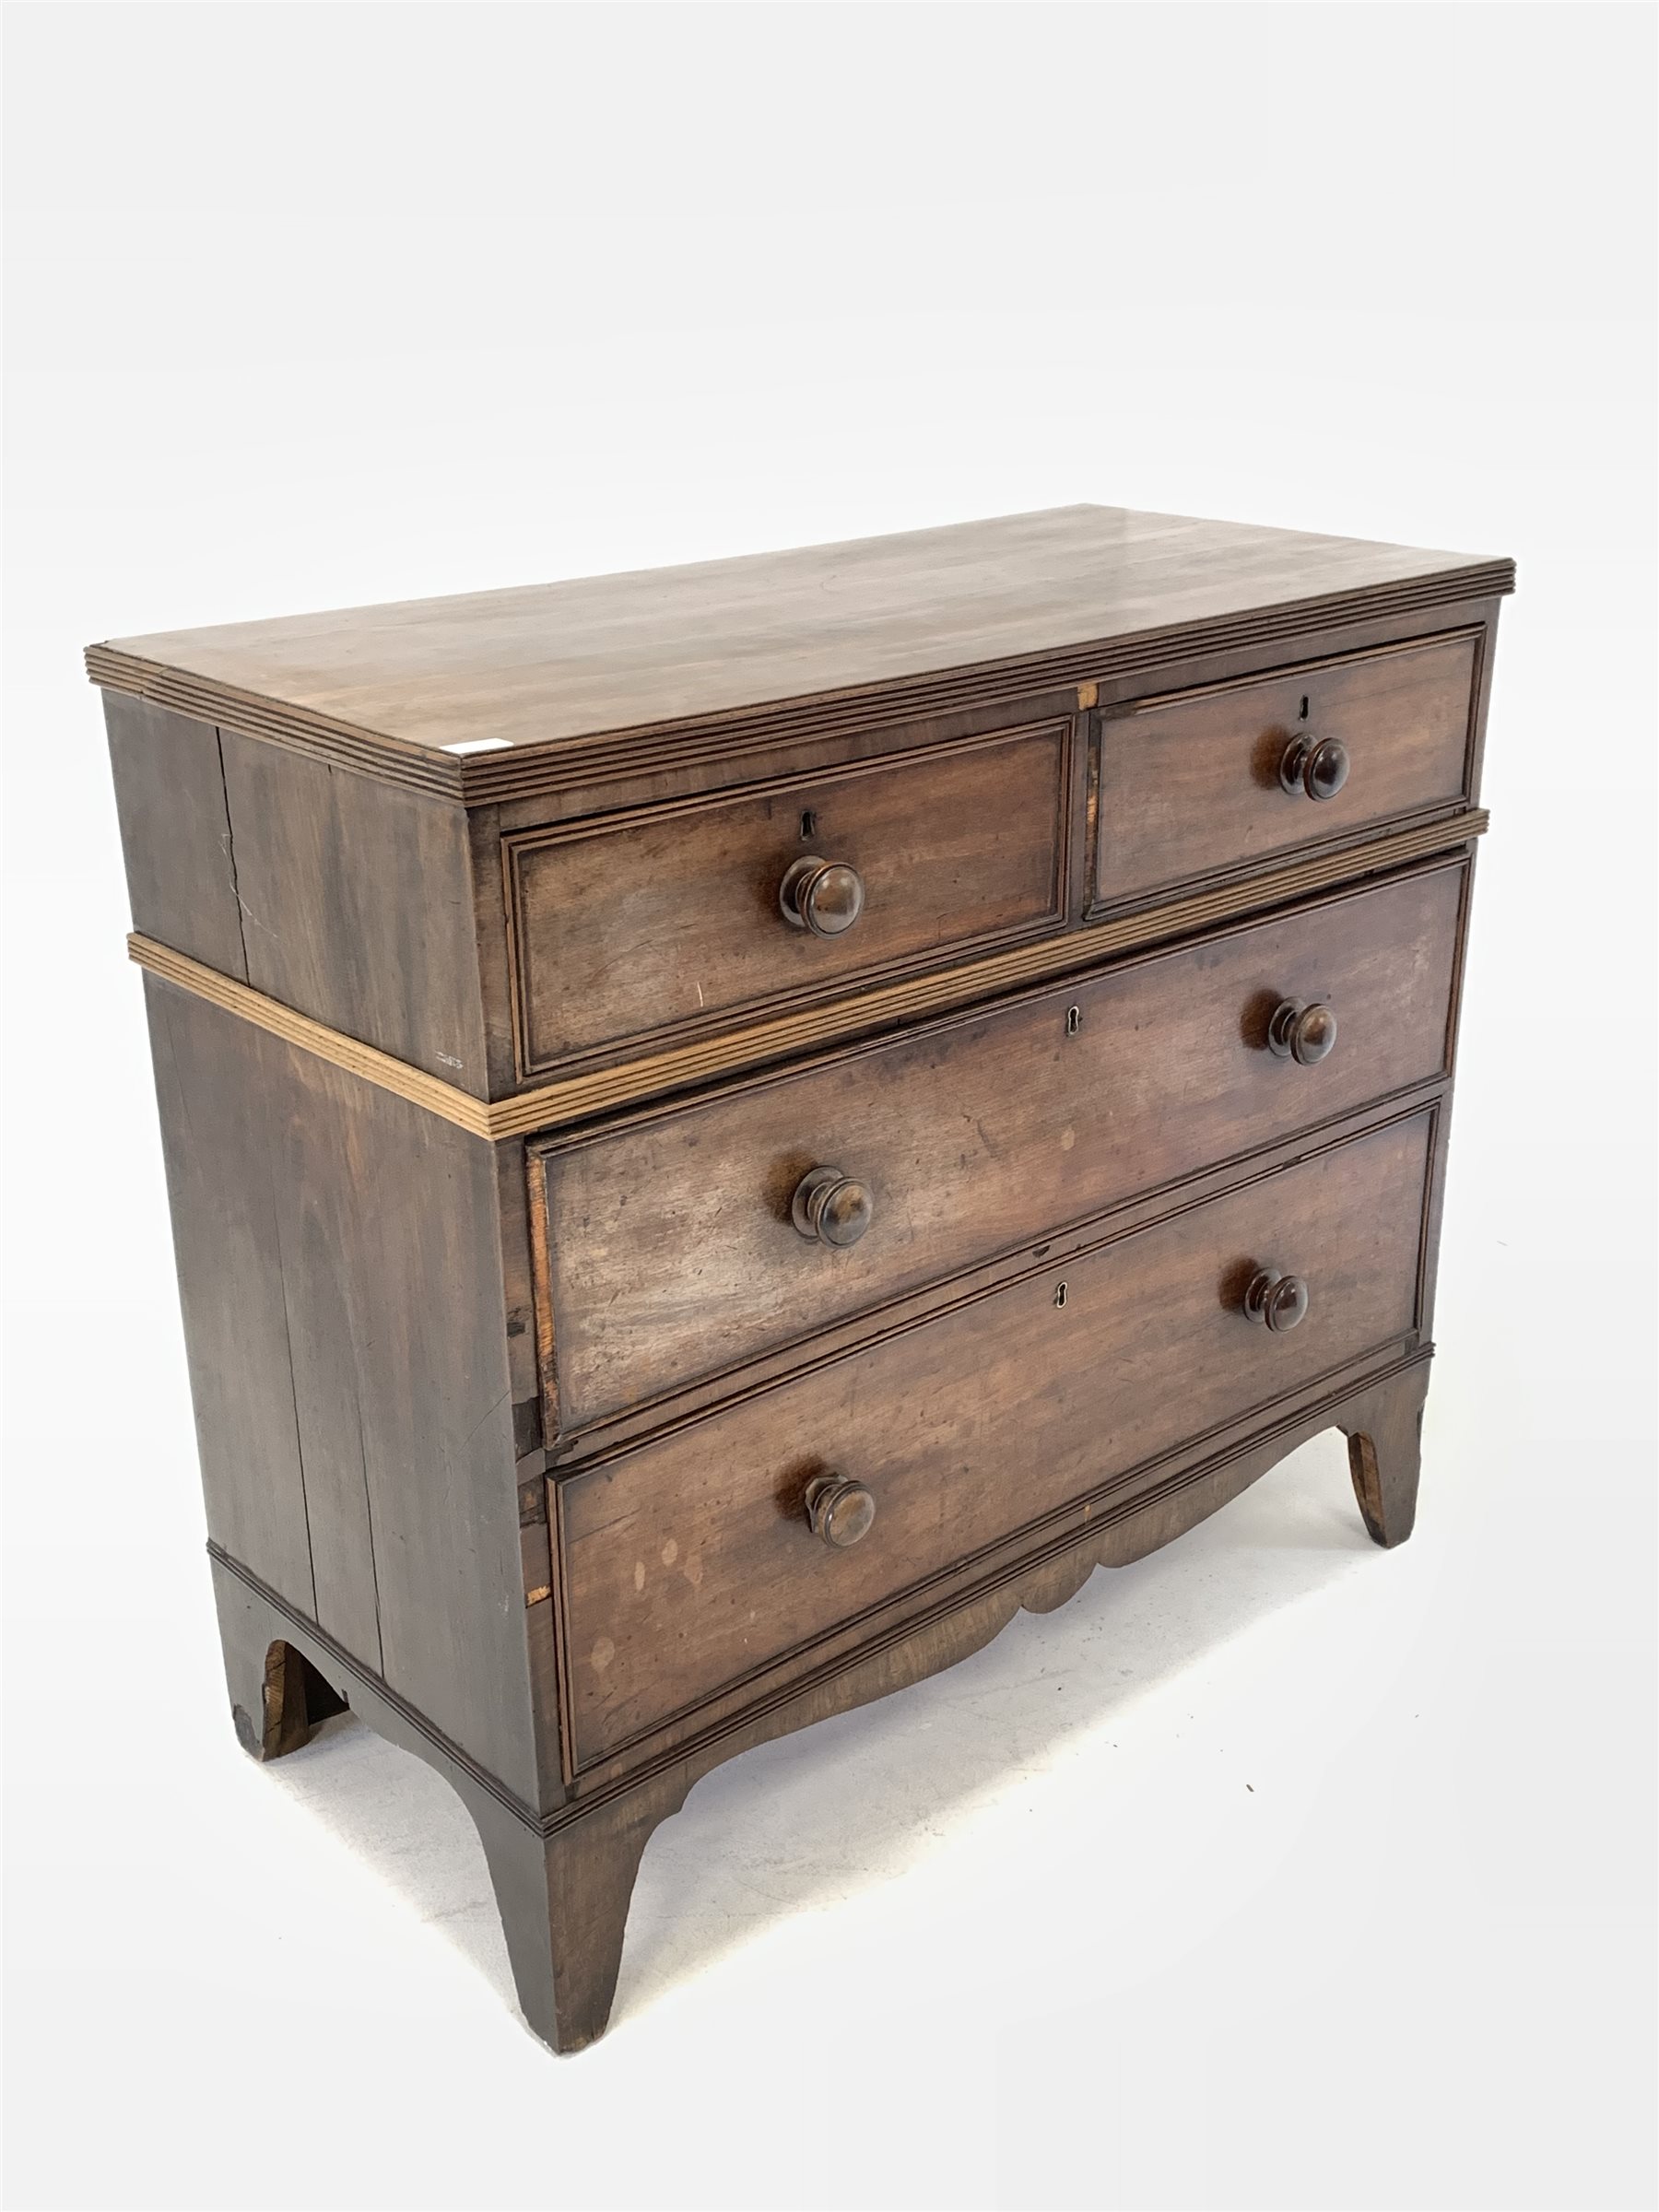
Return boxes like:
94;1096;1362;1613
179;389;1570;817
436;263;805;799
5;6;1655;2209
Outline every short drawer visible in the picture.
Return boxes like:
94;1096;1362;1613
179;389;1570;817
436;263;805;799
556;1110;1434;1767
505;720;1070;1075
531;861;1465;1430
1092;629;1479;910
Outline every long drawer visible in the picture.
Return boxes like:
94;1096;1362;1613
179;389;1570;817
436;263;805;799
1092;629;1478;911
556;1110;1434;1768
531;861;1465;1430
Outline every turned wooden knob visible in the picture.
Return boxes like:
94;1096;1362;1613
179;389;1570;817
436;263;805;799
1277;734;1350;801
792;1166;874;1247
1243;1267;1310;1333
805;1472;876;1548
779;855;865;936
1267;998;1338;1065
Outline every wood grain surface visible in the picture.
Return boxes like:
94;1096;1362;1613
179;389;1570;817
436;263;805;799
534;863;1465;1430
128;809;1488;1140
145;978;319;1612
206;1350;1432;2050
86;506;1512;803
142;977;541;1804
556;1111;1433;1765
1094;629;1479;907
218;730;493;1096
105;693;250;980
507;720;1068;1074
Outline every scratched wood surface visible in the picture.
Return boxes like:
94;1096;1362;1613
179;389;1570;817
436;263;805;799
534;862;1465;1430
557;1112;1434;1765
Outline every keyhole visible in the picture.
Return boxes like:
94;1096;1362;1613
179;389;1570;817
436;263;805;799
800;810;818;840
1065;1006;1081;1036
1298;695;1311;721
1053;1281;1068;1309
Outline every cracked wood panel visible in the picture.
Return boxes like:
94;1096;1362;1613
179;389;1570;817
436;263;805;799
216;727;493;1099
139;977;540;1805
105;693;251;979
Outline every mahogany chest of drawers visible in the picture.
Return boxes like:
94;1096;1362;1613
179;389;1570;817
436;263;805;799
97;506;1512;2050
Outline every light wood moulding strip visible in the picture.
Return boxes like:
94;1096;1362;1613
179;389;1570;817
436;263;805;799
129;807;1488;1140
132;937;498;1138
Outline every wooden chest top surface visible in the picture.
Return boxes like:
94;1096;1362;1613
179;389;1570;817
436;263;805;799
87;506;1512;792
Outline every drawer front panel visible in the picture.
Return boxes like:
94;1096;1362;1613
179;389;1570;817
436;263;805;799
559;1111;1434;1766
534;862;1464;1430
1093;630;1478;910
507;721;1069;1074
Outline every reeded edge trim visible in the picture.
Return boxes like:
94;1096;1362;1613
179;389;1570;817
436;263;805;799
128;807;1488;1140
131;935;500;1137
